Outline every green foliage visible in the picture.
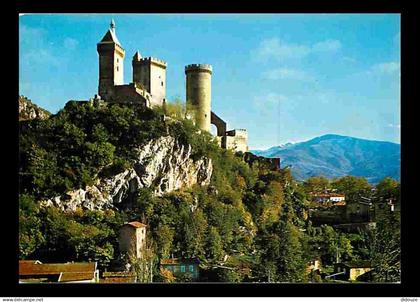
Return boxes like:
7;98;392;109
206;226;224;262
303;176;331;194
19;99;400;283
370;208;400;282
19;102;166;199
331;176;372;202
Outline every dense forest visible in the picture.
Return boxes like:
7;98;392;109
19;98;400;282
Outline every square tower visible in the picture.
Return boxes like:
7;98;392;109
132;53;167;107
119;221;147;260
97;20;125;100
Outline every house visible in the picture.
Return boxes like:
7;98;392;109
312;193;346;206
333;261;372;281
100;271;137;283
119;221;147;260
19;260;99;283
160;258;200;281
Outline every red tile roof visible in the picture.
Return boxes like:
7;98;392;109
59;272;96;282
19;261;96;278
124;221;147;228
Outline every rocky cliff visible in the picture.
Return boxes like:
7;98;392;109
40;136;213;212
19;96;51;121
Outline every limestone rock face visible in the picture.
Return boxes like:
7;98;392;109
19;96;51;121
40;136;213;212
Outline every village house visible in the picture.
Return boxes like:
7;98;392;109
160;258;200;281
19;260;99;283
311;193;346;206
333;261;372;281
119;221;147;260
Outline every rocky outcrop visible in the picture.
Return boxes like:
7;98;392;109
40;136;213;212
19;96;51;121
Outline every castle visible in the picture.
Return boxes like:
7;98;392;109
95;20;248;153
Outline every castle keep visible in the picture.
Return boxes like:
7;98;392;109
96;20;248;153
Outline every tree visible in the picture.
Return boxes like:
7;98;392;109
155;224;174;259
206;226;224;262
303;176;331;194
371;209;400;282
331;176;372;202
375;177;399;202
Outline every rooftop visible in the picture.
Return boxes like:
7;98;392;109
19;260;97;282
124;221;147;228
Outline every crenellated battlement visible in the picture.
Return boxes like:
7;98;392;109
134;56;167;67
185;64;213;74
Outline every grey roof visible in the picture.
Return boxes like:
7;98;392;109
133;50;142;61
99;28;122;46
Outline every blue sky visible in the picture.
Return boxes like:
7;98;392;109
19;14;400;150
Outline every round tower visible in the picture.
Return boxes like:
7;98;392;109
185;64;212;132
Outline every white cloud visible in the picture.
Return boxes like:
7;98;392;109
343;56;357;63
64;38;79;50
312;39;342;52
370;62;400;75
23;49;60;67
263;68;314;81
257;38;310;61
253;93;288;108
20;24;61;67
256;38;342;61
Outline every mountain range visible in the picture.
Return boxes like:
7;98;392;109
251;134;400;184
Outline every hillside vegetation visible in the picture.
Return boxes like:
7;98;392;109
19;98;400;282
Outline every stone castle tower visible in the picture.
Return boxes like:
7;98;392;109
185;64;212;132
93;20;248;153
97;19;125;100
132;52;167;107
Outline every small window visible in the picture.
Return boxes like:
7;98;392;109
161;81;164;86
189;265;194;272
181;265;186;273
117;58;119;63
117;66;119;71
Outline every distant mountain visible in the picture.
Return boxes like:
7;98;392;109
251;134;400;184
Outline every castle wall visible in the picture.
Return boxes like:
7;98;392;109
133;58;167;107
185;64;212;133
211;111;226;137
119;225;146;259
112;84;150;106
133;60;150;93
225;129;248;153
97;43;125;100
149;60;166;107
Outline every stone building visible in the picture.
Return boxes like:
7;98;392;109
118;221;147;260
97;20;163;107
184;64;248;152
96;20;248;153
333;261;372;281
